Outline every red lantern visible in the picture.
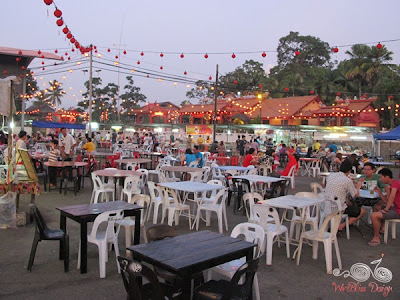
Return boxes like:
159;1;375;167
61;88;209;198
71;48;75;52
137;61;140;64
54;9;62;18
62;27;69;34
147;74;149;78
41;55;44;58
80;46;85;53
16;57;20;62
295;50;300;56
377;43;383;49
18;50;22;55
54;49;58;53
233;80;238;85
160;66;163;70
184;71;187;75
107;48;111;52
258;84;263;88
21;66;25;70
337;92;341;96
333;47;339;53
75;42;80;48
389;95;394;100
180;53;184;58
61;56;64;60
19;74;23;78
38;50;41;55
94;46;97;50
160;53;164;57
261;52;266;57
363;94;367;98
66;33;72;39
115;55;119;59
204;53;208;59
42;67;45;70
310;90;314;95
56;19;63;27
3;70;7;74
209;76;212;80
41;61;45;65
68;57;71;60
65;52;68;55
232;53;236;59
140;51;144;56
123;50;127;55
30;71;34;75
285;87;289;92
44;0;53;5
70;37;76;43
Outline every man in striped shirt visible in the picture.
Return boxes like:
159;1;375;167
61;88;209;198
48;140;60;186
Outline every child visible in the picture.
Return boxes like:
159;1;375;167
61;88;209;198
48;140;60;186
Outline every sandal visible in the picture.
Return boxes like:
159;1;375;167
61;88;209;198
368;241;381;247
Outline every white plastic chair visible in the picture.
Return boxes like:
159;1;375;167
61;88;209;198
242;192;263;223
309;159;321;177
320;193;350;240
77;210;124;278
125;162;138;171
297;211;343;274
208;222;265;300
384;219;400;244
247;168;258;175
195;188;228;233
281;165;296;189
116;195;150;248
91;173;115;203
252;204;290;265
188;160;199;168
211;163;225;181
147;181;164;224
136;168;148;191
120;176;141;201
289;192;319;240
201;166;211;183
160;186;191;228
310;182;324;194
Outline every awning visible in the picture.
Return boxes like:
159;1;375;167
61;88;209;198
374;125;400;140
32;121;86;130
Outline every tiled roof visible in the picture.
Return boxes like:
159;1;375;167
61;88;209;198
0;46;62;60
131;103;171;114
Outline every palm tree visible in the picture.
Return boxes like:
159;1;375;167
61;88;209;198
344;44;393;97
44;80;65;108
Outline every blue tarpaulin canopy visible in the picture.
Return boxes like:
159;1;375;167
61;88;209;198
374;125;400;140
32;121;86;130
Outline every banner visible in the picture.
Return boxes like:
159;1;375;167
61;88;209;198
186;125;213;135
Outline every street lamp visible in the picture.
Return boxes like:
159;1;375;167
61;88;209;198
257;94;263;124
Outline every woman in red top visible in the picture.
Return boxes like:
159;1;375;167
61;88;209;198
242;148;258;167
280;152;299;176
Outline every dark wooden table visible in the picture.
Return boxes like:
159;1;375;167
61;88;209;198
57;201;142;274
127;230;256;299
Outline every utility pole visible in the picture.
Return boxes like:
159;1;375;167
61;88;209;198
212;64;219;143
88;44;93;136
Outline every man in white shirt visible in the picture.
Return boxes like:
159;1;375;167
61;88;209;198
59;127;76;160
326;159;364;232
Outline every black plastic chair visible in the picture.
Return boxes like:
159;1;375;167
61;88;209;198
194;257;260;300
231;178;252;215
32;159;48;192
27;204;69;272
81;162;96;189
117;256;179;300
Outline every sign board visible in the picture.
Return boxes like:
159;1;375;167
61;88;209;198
18;149;38;182
186;125;213;135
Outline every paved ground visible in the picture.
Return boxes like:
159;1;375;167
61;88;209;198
0;171;399;300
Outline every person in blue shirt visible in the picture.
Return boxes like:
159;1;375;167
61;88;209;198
330;142;338;153
193;145;204;167
181;148;197;166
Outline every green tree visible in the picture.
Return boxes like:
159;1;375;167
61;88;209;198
43;80;65;108
79;77;107;122
120;76;146;110
186;80;214;103
275;31;332;71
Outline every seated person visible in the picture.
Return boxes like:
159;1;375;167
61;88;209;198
325;160;364;234
369;168;400;246
242;148;259;167
287;146;296;155
82;137;96;153
192;145;204;167
280;151;298;176
358;162;390;211
361;154;370;165
313;148;327;159
218;141;226;156
181;148;197;166
210;140;219;154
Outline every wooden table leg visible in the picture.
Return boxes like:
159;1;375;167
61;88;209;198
59;214;66;260
80;221;88;274
15;194;20;211
133;210;141;245
181;272;192;300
